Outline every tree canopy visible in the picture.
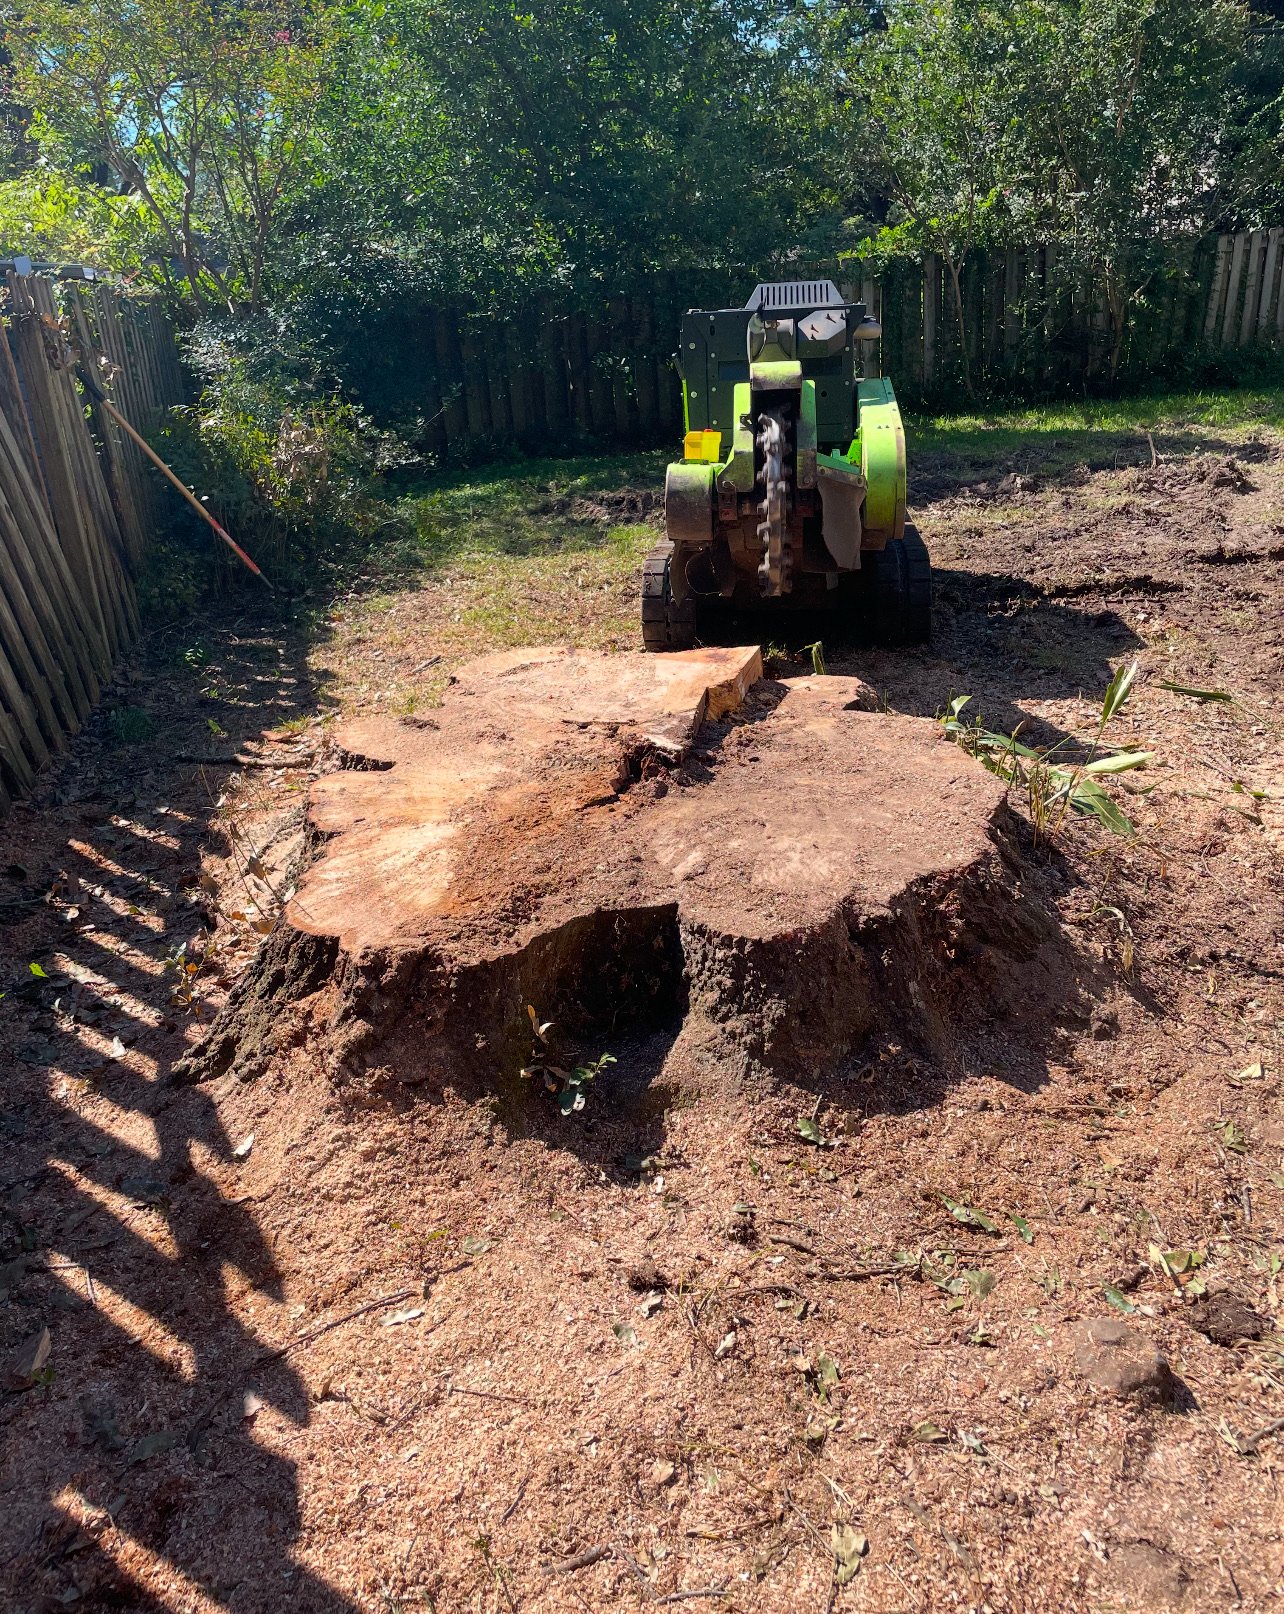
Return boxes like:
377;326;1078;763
1;0;1280;392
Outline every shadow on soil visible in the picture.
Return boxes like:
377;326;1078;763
0;621;359;1612
1;417;1180;1603
699;571;1145;747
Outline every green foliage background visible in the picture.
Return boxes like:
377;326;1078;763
2;0;1283;586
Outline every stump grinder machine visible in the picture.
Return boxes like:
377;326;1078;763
642;279;930;651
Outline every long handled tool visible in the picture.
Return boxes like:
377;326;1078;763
94;392;271;585
71;346;270;585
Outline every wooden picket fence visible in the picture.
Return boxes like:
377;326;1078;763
873;228;1284;397
0;272;184;807
407;228;1284;459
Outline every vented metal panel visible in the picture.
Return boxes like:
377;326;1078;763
745;280;843;312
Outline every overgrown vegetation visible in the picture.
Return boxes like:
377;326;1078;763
3;0;1284;586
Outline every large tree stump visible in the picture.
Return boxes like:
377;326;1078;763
177;646;1077;1096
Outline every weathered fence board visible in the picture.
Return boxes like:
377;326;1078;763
403;228;1282;462
0;271;184;806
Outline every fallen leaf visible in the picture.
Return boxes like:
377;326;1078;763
233;1134;255;1160
461;1236;491;1256
1158;681;1233;702
1103;1285;1138;1315
964;1268;996;1299
831;1522;868;1585
714;1330;738;1360
910;1420;947;1443
242;1391;264;1419
109;1036;126;1061
7;1326;51;1388
649;1459;676;1487
1162;1248;1204;1276
613;1321;639;1347
941;1196;998;1233
796;1115;823;1146
1216;1118;1248;1154
1010;1213;1034;1244
127;1429;180;1465
382;1307;424;1327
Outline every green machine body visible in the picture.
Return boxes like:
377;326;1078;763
642;280;930;650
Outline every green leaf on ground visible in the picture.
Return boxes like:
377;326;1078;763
816;1354;840;1396
1216;1118;1248;1154
1103;1286;1137;1315
1158;681;1233;702
941;1196;998;1232
1082;750;1153;775
1102;660;1139;723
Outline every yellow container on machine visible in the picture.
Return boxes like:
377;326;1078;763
683;429;722;463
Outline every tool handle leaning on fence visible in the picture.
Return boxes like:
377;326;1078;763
74;357;270;586
98;396;271;585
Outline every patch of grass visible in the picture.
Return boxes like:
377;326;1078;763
908;383;1284;482
394;449;666;569
312;453;664;707
106;706;156;746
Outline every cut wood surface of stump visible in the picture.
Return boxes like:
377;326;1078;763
179;644;1083;1097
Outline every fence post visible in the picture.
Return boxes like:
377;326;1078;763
861;275;881;379
1257;228;1283;339
1221;231;1248;346
1203;235;1231;343
1239;228;1267;347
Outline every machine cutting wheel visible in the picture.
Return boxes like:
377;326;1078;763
643;279;930;650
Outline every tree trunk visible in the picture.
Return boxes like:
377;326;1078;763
946;256;975;399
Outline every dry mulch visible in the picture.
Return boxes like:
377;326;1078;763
2;426;1284;1613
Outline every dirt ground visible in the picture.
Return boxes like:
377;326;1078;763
2;410;1284;1613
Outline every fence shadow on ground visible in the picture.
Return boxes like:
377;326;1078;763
0;624;361;1613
